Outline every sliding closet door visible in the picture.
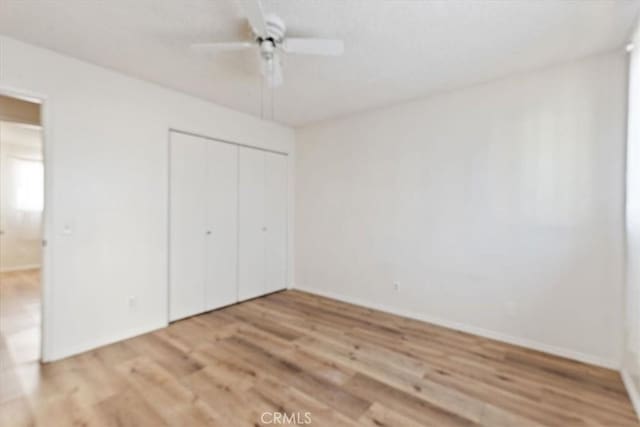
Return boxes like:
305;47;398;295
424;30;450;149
238;147;265;300
169;133;207;321
205;141;238;310
264;153;287;293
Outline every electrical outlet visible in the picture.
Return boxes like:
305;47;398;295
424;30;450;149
393;282;400;291
128;296;137;309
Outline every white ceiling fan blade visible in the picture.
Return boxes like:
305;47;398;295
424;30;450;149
239;0;267;37
282;38;344;56
190;41;254;54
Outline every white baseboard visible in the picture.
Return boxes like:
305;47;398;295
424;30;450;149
0;264;41;273
45;321;167;362
622;370;640;420
293;285;619;370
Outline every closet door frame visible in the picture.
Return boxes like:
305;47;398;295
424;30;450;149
167;129;288;323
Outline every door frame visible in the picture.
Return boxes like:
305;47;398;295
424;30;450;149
0;85;53;362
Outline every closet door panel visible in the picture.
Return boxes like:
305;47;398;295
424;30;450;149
238;147;265;300
169;133;207;321
264;153;288;293
205;141;238;310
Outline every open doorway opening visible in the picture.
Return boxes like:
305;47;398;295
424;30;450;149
0;94;44;386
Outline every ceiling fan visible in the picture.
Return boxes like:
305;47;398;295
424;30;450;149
190;0;344;88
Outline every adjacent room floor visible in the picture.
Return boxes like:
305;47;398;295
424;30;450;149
0;270;637;426
0;269;42;422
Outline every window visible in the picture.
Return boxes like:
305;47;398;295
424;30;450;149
13;158;44;212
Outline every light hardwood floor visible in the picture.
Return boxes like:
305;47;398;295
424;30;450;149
1;269;638;426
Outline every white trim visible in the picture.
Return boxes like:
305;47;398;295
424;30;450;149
0;264;41;273
294;285;620;370
169;128;288;156
622;369;640;420
47;321;167;362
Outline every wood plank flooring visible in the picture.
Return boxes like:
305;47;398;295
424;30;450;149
1;269;638;426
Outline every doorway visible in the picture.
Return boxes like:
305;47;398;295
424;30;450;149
0;94;44;398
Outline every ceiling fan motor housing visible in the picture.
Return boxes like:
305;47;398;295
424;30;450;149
264;13;286;41
257;14;285;60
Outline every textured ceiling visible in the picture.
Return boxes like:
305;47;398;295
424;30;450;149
1;0;638;127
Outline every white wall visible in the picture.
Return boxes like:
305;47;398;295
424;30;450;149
0;122;43;271
0;36;295;361
295;52;628;368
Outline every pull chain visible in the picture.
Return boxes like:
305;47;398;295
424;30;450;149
260;75;264;120
271;85;275;121
259;72;276;121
